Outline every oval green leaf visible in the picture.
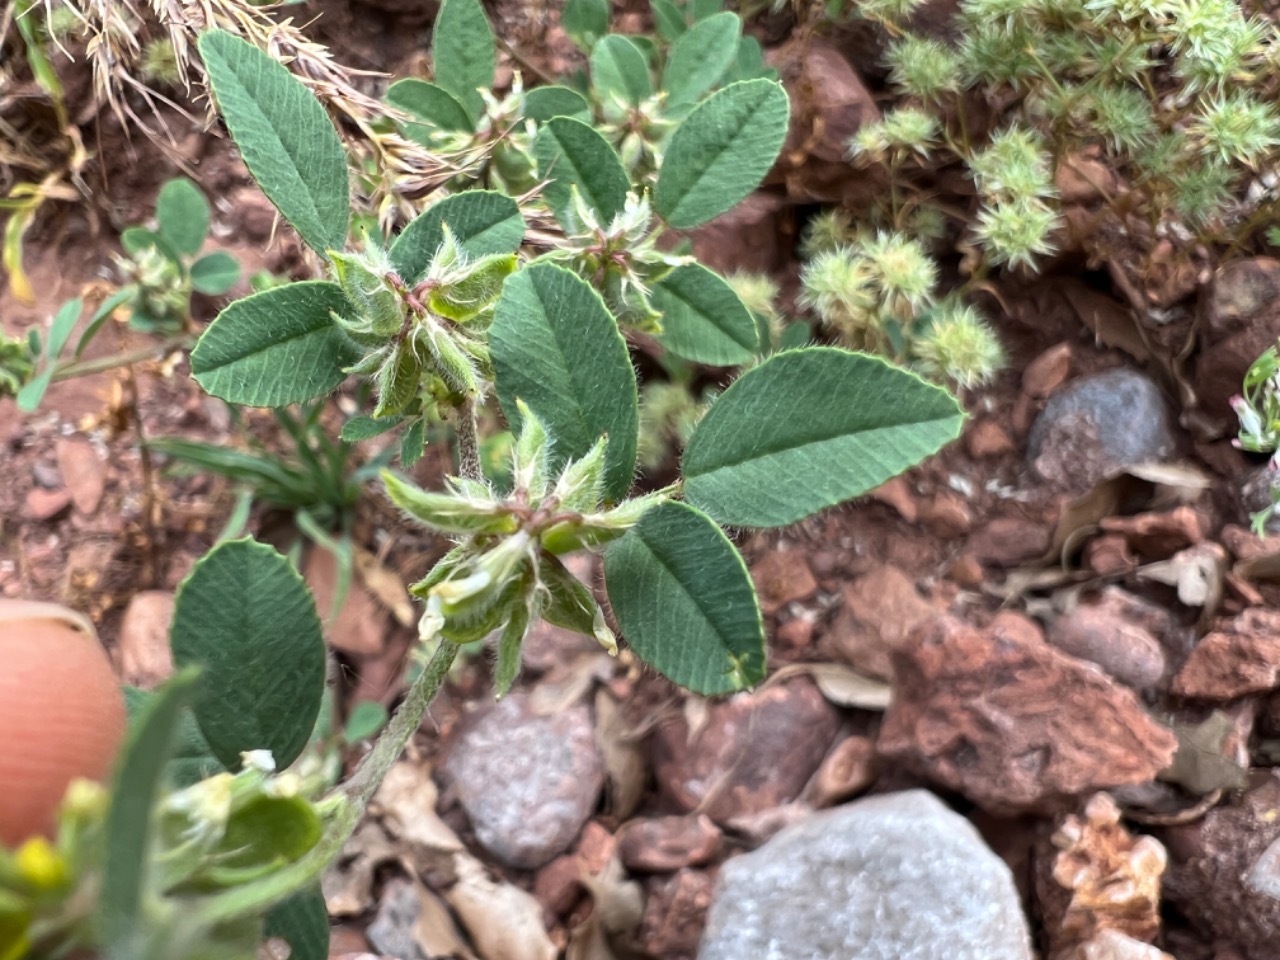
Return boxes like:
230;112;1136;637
563;0;610;49
190;251;242;295
265;889;330;960
682;347;966;527
525;85;592;123
650;0;687;41
491;263;638;501
662;11;740;107
156;177;211;256
191;281;361;407
535;117;630;226
591;34;652;107
604;500;764;694
387;78;474;136
654;79;790;229
170;538;326;770
432;0;496;121
389;190;524;283
199;31;349;256
652;263;757;365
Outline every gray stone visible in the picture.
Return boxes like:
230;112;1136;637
698;790;1033;960
444;692;604;869
1028;369;1175;492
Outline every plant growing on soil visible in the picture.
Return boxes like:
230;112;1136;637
1;0;967;955
1233;341;1280;532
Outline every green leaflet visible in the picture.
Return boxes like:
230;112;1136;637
654;79;790;229
534;117;631;226
652;263;758;365
431;0;496;121
191;281;361;407
491;263;638;501
604;500;764;694
170;537;326;770
682;347;966;527
199;31;349;255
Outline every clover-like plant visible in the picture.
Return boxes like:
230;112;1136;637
1;3;969;956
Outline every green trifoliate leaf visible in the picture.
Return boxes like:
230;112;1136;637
591;35;653;107
340;414;403;441
655;79;790;229
682;347;965;527
534;117;631;227
652;263;758;364
190;251;241;295
191;281;361;407
428;252;518;322
604;500;764;694
723;35;775;84
372;345;422;418
383;470;518;535
524;85;592;123
401;417;428;466
390;191;524;284
198;31;349;255
170;537;326;770
491;263;639;501
387;78;474;139
431;0;496;122
156;177;211;256
662;11;740;107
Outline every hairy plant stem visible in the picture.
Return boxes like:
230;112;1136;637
455;397;482;482
191;641;459;926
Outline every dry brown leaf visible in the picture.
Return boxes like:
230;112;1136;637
1136;542;1226;614
356;547;416;627
565;857;646;960
446;853;557;960
322;821;399;918
1047;463;1211;562
769;662;892;711
371;761;463;854
529;653;614;716
594;688;647;820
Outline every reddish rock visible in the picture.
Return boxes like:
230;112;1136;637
55;437;106;515
617;815;722;873
809;735;878;807
23;487;71;522
1047;591;1168;690
775;614;816;649
639;869;715;960
1099;505;1205;559
1165;772;1280;959
652;678;839;825
969;517;1051;567
688;192;789;277
534;854;584;920
117;590;175;689
824;566;945;678
1023;343;1074;398
879;615;1179;813
750;550;818;616
1172;608;1280;700
869;475;917;522
1196;259;1280;428
1206;257;1280;335
920;490;973;538
1084;534;1139;577
1222;523;1280;563
965;419;1016;459
948;553;985;589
